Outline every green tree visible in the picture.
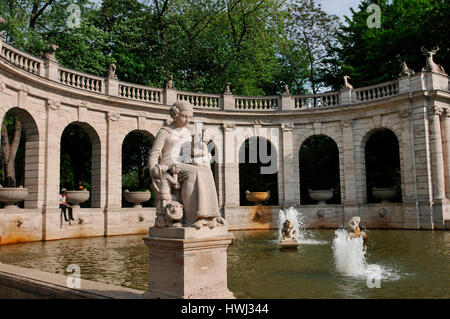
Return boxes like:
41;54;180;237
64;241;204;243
0;112;25;187
286;0;340;94
323;0;449;90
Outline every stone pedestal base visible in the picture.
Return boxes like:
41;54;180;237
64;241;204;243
143;226;235;299
279;238;299;249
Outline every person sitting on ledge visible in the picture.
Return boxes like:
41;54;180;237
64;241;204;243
60;189;74;222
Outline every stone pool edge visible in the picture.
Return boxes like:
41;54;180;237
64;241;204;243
0;262;146;299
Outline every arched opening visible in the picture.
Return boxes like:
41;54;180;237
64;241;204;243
364;129;402;203
239;136;278;206
299;135;341;204
60;122;101;208
121;130;154;207
0;108;39;208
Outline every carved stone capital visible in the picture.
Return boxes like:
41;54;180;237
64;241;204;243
400;109;411;118
444;108;450;118
0;81;6;92
107;112;120;121
341;119;353;128
46;99;61;111
427;106;444;117
19;84;29;94
281;123;294;132
222;122;235;132
78;101;89;108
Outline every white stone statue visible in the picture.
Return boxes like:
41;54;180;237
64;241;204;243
108;63;118;79
149;101;225;229
422;47;446;74
399;61;415;76
343;75;353;89
346;216;368;241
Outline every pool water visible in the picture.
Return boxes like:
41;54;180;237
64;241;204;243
0;229;448;298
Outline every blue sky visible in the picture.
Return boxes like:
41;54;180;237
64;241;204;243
316;0;362;20
90;0;363;20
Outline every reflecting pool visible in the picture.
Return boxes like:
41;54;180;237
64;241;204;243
0;230;449;298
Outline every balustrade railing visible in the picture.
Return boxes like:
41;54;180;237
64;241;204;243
293;92;340;109
354;80;399;102
0;42;42;76
119;82;162;103
59;67;104;93
235;96;279;110
177;92;220;108
0;40;423;110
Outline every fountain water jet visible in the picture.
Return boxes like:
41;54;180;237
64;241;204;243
278;207;327;246
332;228;400;282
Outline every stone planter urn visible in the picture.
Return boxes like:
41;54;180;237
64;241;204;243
308;188;334;205
66;190;90;208
123;189;151;208
372;187;398;203
0;186;28;209
245;190;270;205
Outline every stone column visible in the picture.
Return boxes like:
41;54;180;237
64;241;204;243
104;112;122;235
43;99;62;210
427;106;446;200
341;119;358;222
442;109;450;198
427;106;446;229
222;123;239;208
143;227;234;299
281;123;295;207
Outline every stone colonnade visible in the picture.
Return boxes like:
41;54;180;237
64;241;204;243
0;51;449;245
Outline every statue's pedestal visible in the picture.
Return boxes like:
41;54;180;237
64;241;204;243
143;226;235;299
279;238;299;250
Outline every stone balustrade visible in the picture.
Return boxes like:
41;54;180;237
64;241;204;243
234;95;280;110
354;80;399;102
293;92;340;109
0;42;43;76
0;39;413;112
58;66;104;93
177;91;220;108
119;82;162;103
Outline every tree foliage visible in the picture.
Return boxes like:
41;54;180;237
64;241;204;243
322;0;450;89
